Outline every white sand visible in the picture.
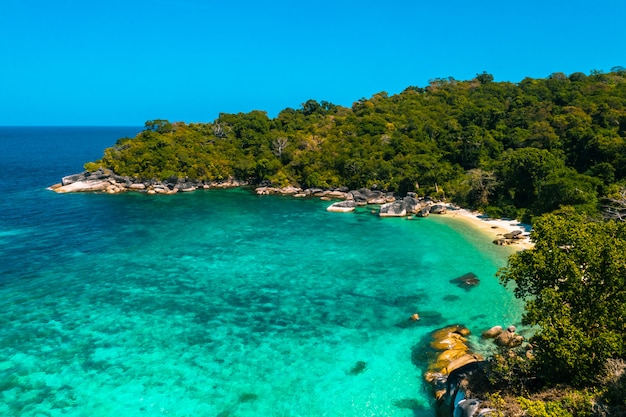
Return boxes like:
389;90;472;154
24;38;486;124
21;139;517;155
444;207;534;250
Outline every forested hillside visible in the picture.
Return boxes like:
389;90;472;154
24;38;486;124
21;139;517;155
86;69;626;221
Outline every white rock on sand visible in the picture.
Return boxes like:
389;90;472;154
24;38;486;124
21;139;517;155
446;208;533;250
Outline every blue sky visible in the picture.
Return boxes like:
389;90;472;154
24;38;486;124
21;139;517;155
2;0;625;126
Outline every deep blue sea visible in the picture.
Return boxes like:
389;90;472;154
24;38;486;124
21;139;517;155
0;127;523;417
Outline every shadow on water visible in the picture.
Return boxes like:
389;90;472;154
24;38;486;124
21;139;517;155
216;392;259;417
347;360;367;375
393;397;432;417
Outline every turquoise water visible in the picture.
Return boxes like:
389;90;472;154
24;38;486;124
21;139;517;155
0;128;523;416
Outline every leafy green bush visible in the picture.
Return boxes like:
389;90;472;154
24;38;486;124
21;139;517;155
517;397;573;417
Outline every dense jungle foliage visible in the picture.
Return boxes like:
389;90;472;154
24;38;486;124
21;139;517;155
86;68;626;222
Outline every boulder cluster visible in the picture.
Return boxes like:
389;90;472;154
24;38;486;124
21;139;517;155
425;324;526;417
49;169;248;194
492;229;525;246
254;186;449;217
481;325;524;348
424;325;484;402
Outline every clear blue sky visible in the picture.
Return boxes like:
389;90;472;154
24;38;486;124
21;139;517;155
2;0;625;126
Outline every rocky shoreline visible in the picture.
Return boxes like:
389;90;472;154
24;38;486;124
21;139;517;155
49;169;249;194
49;169;447;216
50;169;530;247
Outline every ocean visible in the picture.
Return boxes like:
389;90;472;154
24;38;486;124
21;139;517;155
0;127;523;417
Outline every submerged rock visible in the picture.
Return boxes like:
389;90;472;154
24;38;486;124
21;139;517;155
347;360;367;375
392;398;426;411
450;273;480;290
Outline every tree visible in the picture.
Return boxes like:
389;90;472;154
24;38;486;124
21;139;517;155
301;99;322;116
144;119;173;133
496;147;565;210
465;168;498;207
476;71;494;84
272;137;289;158
611;66;626;75
533;168;600;216
498;211;626;387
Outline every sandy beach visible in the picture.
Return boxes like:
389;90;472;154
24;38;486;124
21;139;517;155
444;207;534;251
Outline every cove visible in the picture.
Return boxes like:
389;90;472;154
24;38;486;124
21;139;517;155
1;185;523;417
0;126;523;417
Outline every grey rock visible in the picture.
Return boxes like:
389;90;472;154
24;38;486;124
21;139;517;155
430;204;447;214
503;230;523;239
457;399;482;417
417;206;430;217
403;196;422;213
327;200;357;212
379;201;407;217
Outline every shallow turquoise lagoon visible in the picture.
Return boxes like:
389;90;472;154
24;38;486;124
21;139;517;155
0;127;523;416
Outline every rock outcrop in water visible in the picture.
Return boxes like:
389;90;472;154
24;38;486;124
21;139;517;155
424;324;526;417
424;325;484;399
327;200;358;212
49;169;248;194
449;273;480;291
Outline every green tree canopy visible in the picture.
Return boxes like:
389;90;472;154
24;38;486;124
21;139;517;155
498;211;626;386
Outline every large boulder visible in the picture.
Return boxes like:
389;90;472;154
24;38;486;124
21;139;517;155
494;325;524;348
350;188;387;204
326;190;348;199
350;190;369;205
177;183;198;192
279;185;303;195
443;353;484;375
430;333;468;351
327;200;357;213
255;185;302;195
128;183;146;190
457;398;482;417
379;201;407;217
417;206;430;217
503;230;523;239
54;180;110;193
61;172;86;186
349;188;393;205
481;325;503;339
403;196;422;214
430;204;447;214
